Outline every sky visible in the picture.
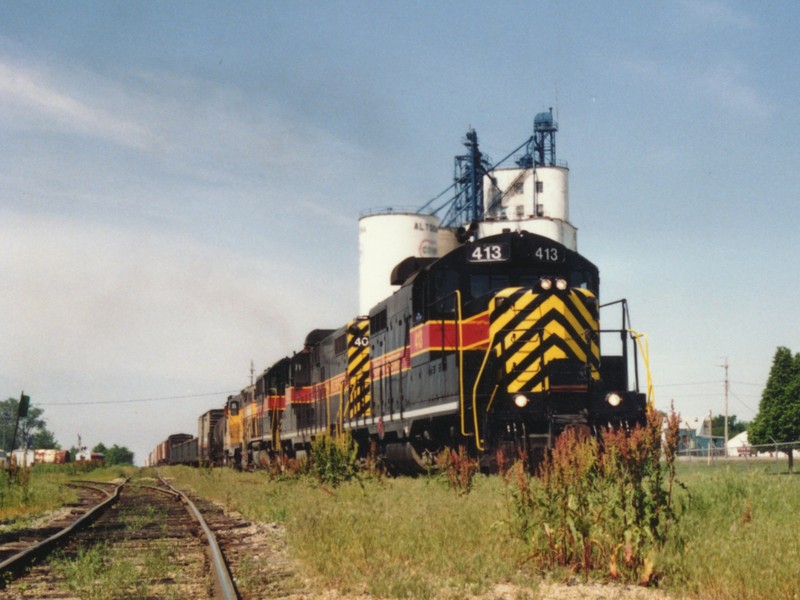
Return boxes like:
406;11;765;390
2;1;799;463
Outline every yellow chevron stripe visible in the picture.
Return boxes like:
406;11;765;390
490;288;601;393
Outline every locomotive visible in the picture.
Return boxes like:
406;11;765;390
151;114;649;472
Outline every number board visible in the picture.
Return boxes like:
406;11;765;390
532;245;565;263
351;334;370;349
467;243;510;263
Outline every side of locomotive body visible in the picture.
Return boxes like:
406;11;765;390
220;390;248;468
242;229;646;470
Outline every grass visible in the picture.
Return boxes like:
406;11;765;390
0;466;75;525
0;463;137;527
165;459;800;600
167;466;542;598
659;461;800;599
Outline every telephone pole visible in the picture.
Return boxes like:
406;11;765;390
721;357;729;457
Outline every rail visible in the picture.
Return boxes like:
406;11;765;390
157;475;239;600
0;478;125;579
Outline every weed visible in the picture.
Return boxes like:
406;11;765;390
506;407;682;585
53;543;144;599
309;431;359;487
428;445;480;495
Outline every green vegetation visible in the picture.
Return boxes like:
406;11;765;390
749;346;800;471
91;442;135;465
51;517;186;599
3;429;791;599
711;414;748;438
165;449;800;600
0;464;132;525
0;396;59;452
0;466;76;524
167;466;532;599
660;462;800;599
506;409;681;585
309;431;359;486
52;543;147;600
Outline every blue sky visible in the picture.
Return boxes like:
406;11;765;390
2;1;798;462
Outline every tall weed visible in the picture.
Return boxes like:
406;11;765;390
506;407;682;584
310;431;359;487
427;445;480;495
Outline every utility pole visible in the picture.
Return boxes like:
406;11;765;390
721;357;729;458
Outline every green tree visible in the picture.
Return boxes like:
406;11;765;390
92;442;134;465
711;414;748;438
0;397;60;452
749;347;800;472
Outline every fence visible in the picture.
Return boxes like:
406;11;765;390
677;440;800;466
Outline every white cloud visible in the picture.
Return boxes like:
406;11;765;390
0;210;360;462
0;53;377;229
0;211;345;387
0;60;157;149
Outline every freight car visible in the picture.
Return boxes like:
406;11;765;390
148;433;193;467
198;409;224;465
170;436;198;466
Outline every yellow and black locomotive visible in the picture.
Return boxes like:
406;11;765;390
247;230;646;471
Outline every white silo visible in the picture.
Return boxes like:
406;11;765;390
478;164;577;251
534;166;569;221
358;211;439;315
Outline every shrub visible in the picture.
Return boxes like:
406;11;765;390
309;431;359;487
506;406;682;585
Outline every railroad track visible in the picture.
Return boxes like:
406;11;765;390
1;476;239;599
0;479;121;572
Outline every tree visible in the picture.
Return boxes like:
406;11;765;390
711;414;748;438
0;397;60;452
93;442;134;465
105;445;134;465
749;347;800;472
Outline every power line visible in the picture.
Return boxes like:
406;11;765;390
730;391;757;415
657;380;764;389
37;390;237;407
657;380;721;388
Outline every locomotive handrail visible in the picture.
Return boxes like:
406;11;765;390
628;329;654;408
470;327;504;450
456;289;465;441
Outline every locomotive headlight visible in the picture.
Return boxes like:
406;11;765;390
555;277;569;291
539;277;553;291
513;394;529;408
606;392;623;407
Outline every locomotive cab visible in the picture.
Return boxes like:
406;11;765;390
386;229;646;465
